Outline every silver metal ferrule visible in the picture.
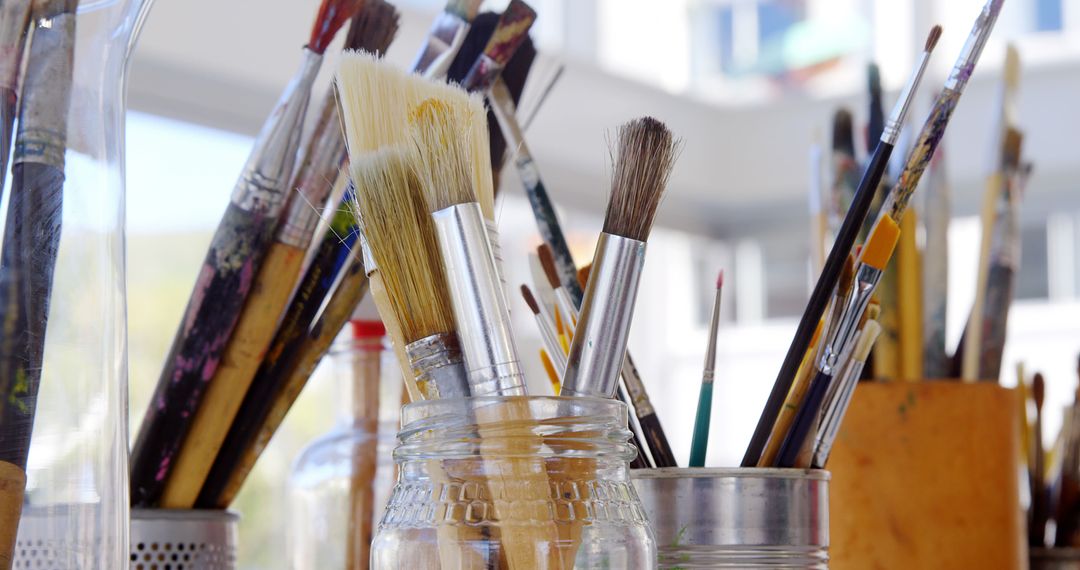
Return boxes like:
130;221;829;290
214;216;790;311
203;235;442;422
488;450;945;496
232;49;321;216
819;264;882;375
562;233;647;399
812;357;868;468
534;313;566;374
406;332;471;400
431;202;526;396
882;50;933;145
944;0;1005;92
13;9;76;170
411;12;468;77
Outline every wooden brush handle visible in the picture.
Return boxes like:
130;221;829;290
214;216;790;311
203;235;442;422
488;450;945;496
0;461;25;568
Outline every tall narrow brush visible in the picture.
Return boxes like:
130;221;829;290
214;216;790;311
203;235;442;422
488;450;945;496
828;108;858;239
689;270;724;467
522;284;566;375
922;149;951;378
743;25;941;466
812;319;882;468
131;0;361;507
0;0;77;559
159;2;398;509
1032;372;1047;546
0;0;32;204
562;117;679;399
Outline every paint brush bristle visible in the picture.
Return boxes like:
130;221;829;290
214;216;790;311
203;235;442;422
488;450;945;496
309;0;364;54
520;285;541;315
1033;372;1045;411
344;0;400;55
538;244;561;290
578;264;592;288
603;116;678;242
350;146;455;343
832;108;855;156
1003;127;1024;169
446;0;484;22
926;25;943;52
838;254;855;296
412;98;480;211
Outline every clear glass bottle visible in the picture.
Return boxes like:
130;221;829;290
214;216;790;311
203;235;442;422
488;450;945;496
288;320;403;570
5;0;152;568
372;396;656;569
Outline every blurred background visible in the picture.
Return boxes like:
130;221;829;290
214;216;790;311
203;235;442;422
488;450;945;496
123;0;1080;567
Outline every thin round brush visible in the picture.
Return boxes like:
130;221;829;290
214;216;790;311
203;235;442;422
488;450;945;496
351;146;470;400
775;215;901;468
758;320;824;467
562;117;679;399
0;1;76;549
521;284;566;375
811;319;882;468
414;98;526;396
743;25;941;466
689;270;724;467
160;3;399;509
0;0;32;204
1032;372;1047;546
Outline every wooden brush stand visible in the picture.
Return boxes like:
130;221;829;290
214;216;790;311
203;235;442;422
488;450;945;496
827;381;1024;569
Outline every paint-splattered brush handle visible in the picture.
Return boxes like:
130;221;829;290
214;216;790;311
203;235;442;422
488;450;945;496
195;211;360;508
0;163;64;468
517;157;584;303
214;254;369;508
129;205;277;507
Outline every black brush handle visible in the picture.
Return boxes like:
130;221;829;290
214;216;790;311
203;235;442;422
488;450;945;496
742;143;893;466
775;369;833;468
638;413;677;468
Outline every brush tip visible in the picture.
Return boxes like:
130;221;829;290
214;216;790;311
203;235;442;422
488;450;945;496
867;63;881;93
832;108;855;155
716;269;724;289
344;0;401;55
310;0;364;54
925;25;943;52
520;284;541;314
537;245;561;290
1033;372;1045;408
860;215;900;271
604;116;679;241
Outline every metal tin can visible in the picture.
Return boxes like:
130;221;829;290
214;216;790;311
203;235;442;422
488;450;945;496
632;467;829;569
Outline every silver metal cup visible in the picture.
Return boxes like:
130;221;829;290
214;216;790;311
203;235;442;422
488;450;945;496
632;467;829;569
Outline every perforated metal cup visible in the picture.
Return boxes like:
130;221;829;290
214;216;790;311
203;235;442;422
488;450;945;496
13;506;238;570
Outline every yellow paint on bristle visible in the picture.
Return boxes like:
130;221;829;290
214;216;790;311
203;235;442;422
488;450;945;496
540;349;560;394
861;214;901;270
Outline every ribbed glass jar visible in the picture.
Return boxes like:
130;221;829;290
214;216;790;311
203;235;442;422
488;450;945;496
372;396;655;569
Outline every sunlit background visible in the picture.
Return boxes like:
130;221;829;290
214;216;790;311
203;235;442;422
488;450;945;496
124;0;1080;567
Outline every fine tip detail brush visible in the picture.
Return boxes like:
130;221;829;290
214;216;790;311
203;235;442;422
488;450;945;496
131;0;361;507
522;284;566;375
411;0;484;78
743;25;940;466
351;146;471;400
562;117;678;399
1032;371;1047;546
689;270;723;468
414;97;527;397
776;215;901;468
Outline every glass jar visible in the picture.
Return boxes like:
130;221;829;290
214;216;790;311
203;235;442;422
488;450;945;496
2;0;152;567
372;396;655;569
288;320;403;570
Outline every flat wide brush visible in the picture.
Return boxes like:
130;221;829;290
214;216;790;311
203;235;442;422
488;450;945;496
159;3;399;509
562;117;678;399
743;25;940;466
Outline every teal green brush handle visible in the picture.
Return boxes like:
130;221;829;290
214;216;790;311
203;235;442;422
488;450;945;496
689;381;714;467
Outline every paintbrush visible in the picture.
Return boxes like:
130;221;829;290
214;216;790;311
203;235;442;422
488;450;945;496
0;0;32;203
353;146;470;400
0;1;77;558
811;319;882;468
194;191;365;508
922;148;951;379
562;117;678;399
522;284;566;375
760;255;854;467
743;25;940;466
962;44;1024;382
897;207;923;381
130;0;362;507
539;244;580;332
411;0;484;78
689;270;723;468
1032;371;1047;546
160;2;399;509
344;319;383;569
775;215;901;468
828;108;858;240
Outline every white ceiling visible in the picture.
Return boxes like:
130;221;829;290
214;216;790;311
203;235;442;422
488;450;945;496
128;0;1080;238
